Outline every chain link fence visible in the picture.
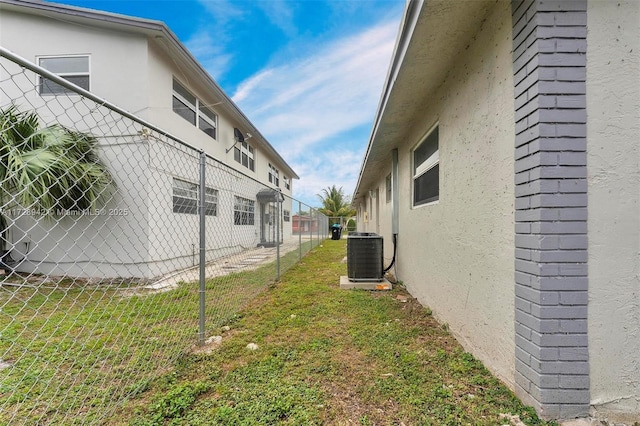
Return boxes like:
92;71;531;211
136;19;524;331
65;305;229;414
0;48;329;424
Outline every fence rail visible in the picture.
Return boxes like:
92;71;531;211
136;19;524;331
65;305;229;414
0;48;328;424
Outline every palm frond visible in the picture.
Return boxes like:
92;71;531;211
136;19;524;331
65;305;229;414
0;105;114;214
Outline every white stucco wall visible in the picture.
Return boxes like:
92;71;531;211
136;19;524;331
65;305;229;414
586;0;640;420
394;2;516;385
0;10;149;116
357;173;395;266
9;140;152;279
145;41;294;204
0;10;156;279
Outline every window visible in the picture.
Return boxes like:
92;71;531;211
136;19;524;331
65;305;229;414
234;196;255;225
172;79;217;139
268;163;280;187
283;210;290;222
283;176;290;190
38;55;89;95
172;79;196;124
413;126;439;206
199;104;217;139
172;178;217;216
385;174;392;203
234;141;255;171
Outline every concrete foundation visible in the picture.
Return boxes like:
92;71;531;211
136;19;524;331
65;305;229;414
339;276;392;290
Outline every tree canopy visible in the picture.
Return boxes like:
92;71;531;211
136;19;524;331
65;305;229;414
316;185;356;219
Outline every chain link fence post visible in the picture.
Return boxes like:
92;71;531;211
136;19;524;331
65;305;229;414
198;150;206;346
298;201;302;261
276;194;281;281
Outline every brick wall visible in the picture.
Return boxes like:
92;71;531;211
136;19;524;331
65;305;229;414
511;0;589;419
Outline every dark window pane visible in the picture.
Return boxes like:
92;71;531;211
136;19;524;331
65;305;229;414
414;127;438;174
234;146;241;163
173;96;196;124
199;117;216;139
173;80;196;105
173;196;198;215
66;75;90;90
414;164;439;206
39;75;89;95
204;204;217;216
199;105;217;122
40;56;88;73
40;77;66;95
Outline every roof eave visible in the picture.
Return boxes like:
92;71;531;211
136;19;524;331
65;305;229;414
352;0;424;204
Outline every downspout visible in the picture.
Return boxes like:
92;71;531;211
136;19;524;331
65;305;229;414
392;148;399;235
383;149;400;276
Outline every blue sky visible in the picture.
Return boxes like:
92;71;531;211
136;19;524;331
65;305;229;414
55;0;405;208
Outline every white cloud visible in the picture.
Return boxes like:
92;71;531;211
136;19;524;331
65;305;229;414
232;19;397;157
187;0;249;80
233;69;275;104
290;148;366;208
197;0;245;26
184;30;233;80
255;0;297;38
231;18;398;205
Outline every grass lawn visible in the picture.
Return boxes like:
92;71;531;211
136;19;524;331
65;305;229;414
1;243;313;425
121;239;556;426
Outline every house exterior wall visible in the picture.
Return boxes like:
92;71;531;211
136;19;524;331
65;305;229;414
360;1;517;385
0;12;155;279
0;9;149;117
354;0;639;421
356;173;394;264
586;0;640;421
145;42;229;160
9;140;152;279
1;5;296;280
145;41;294;244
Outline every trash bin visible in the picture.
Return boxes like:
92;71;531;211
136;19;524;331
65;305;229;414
331;224;342;240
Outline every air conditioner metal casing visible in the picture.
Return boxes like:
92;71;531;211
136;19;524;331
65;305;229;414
347;232;383;282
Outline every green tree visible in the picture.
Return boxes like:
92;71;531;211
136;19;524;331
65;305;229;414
0;105;114;255
316;185;356;224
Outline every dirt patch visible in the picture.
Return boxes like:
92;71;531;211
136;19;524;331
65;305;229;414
319;347;404;425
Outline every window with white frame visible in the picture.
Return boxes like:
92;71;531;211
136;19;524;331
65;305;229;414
283;176;290;190
198;104;217;139
283;210;290;222
38;55;90;95
234;196;255;225
268;163;280;187
413;125;439;206
172;178;218;216
233;141;255;171
172;78;217;139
